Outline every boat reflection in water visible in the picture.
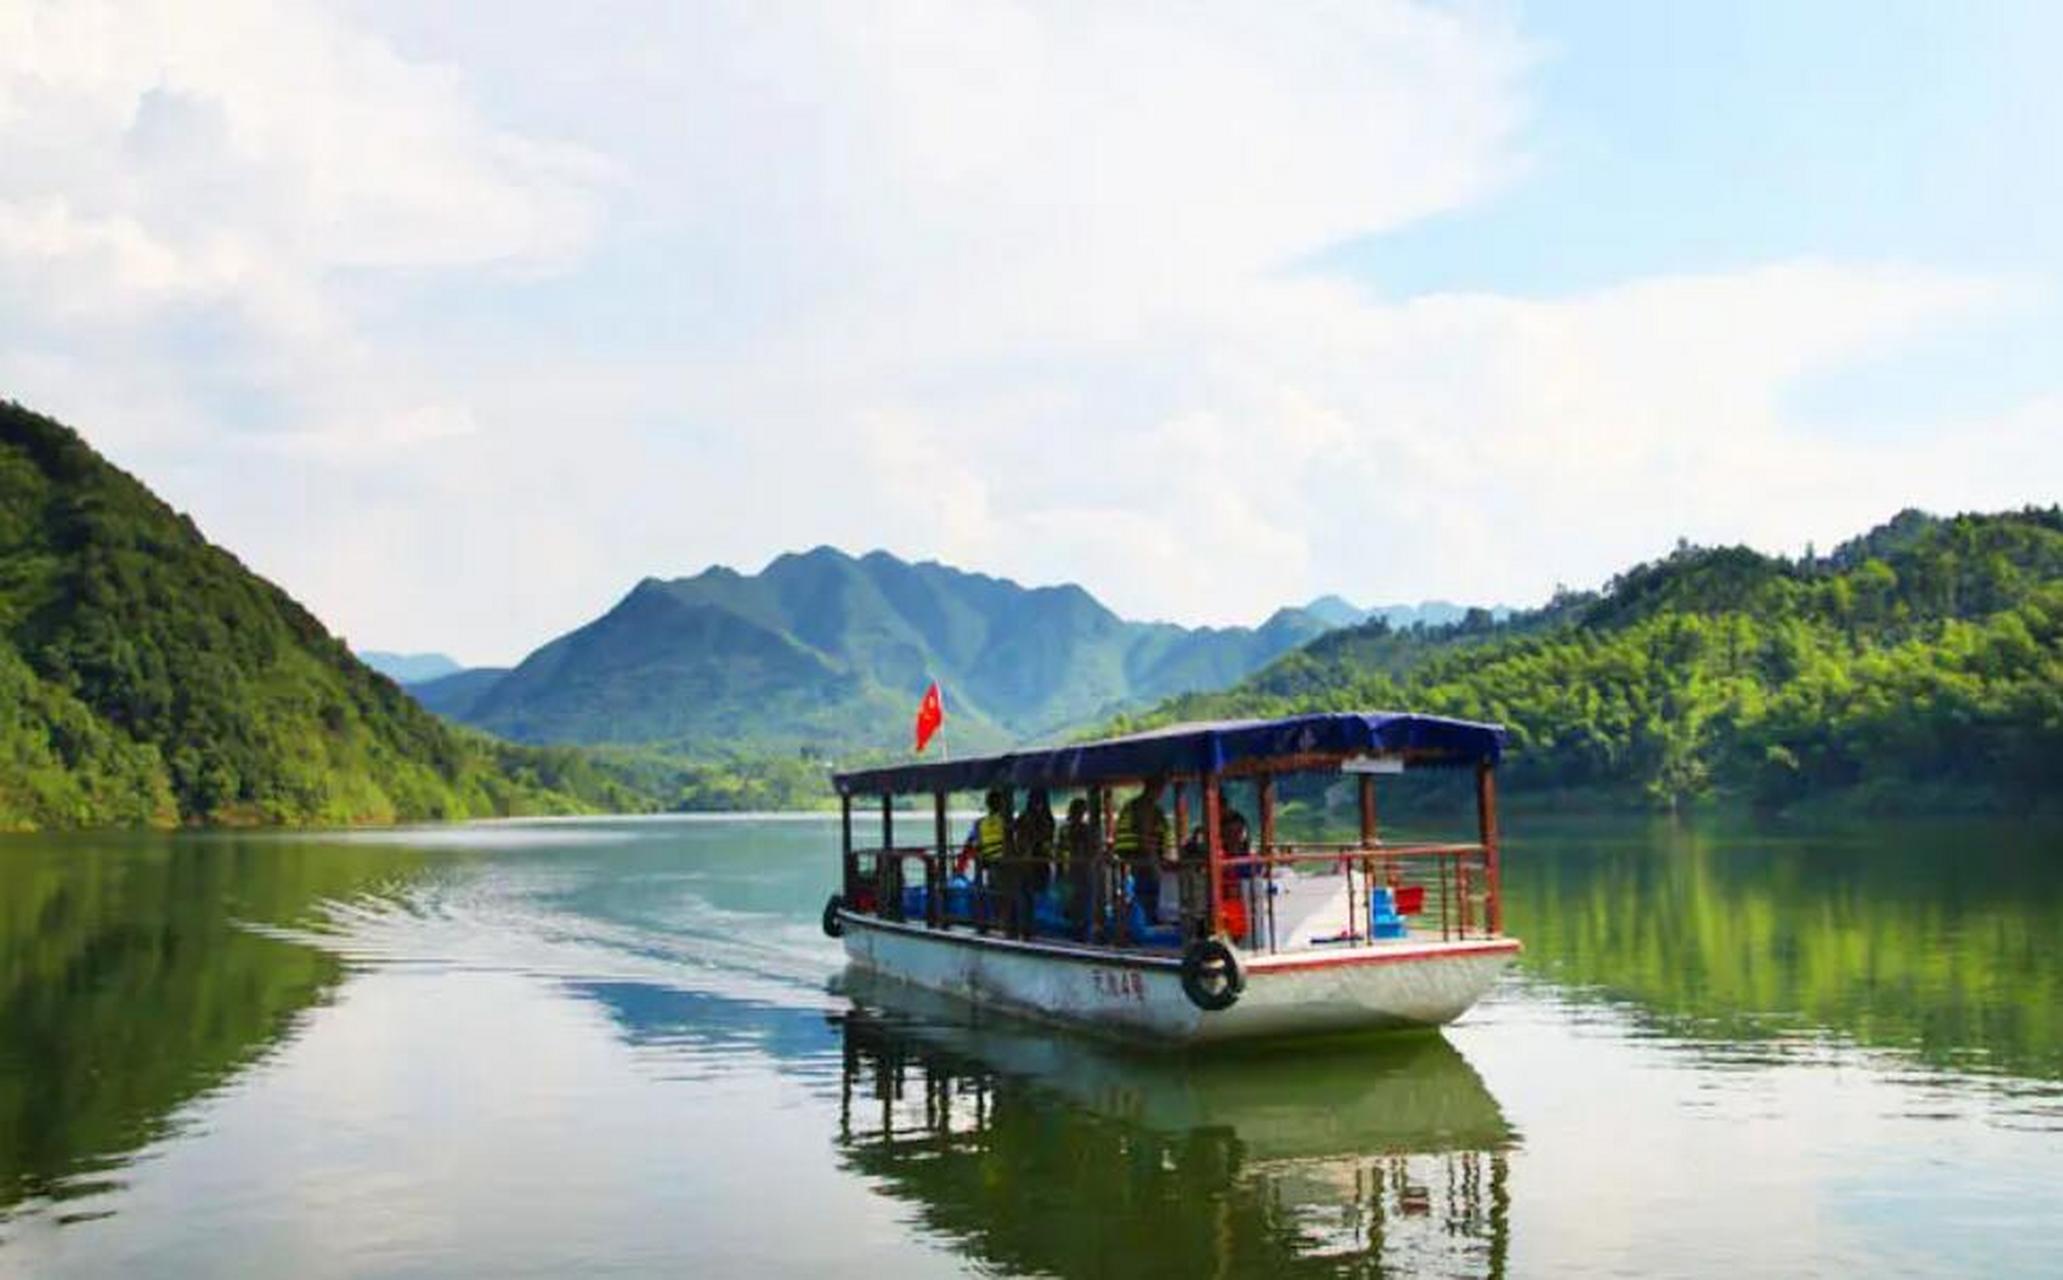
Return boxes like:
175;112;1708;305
833;972;1516;1278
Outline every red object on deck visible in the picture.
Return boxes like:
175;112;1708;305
1221;892;1250;943
914;682;944;753
1395;885;1426;915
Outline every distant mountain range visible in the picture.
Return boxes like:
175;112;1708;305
1299;596;1514;631
358;651;464;683
404;548;1493;753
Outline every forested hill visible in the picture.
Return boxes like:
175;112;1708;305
1116;509;2063;812
0;401;642;829
445;547;1338;752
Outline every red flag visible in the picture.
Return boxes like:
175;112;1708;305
914;681;944;753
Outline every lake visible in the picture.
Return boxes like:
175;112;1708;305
1;813;2059;1277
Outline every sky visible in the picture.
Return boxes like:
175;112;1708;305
2;1;2058;666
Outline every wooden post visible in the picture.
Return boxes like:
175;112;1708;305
840;793;854;899
1257;774;1276;952
1203;773;1224;940
1001;786;1017;937
1358;774;1378;847
1477;760;1502;936
931;790;948;928
1088;785;1107;943
881;793;897;920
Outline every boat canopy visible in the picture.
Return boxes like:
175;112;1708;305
833;711;1506;797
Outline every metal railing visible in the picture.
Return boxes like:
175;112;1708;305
1219;842;1497;952
842;840;1499;952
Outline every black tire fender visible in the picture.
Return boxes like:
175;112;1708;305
1179;938;1244;1012
822;893;846;939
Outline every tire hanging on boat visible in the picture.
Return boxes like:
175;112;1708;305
821;893;846;938
1179;938;1244;1012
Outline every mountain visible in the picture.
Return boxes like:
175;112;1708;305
438;547;1339;751
0;400;648;829
359;651;464;683
407;666;512;719
1301;596;1514;630
1120;508;2063;813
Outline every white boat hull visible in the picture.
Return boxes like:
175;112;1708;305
838;912;1518;1045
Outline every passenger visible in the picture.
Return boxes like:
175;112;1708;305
1018;787;1056;895
959;788;1014;932
1221;803;1254;878
1217;803;1256;944
1061;797;1099;940
1111;777;1168;931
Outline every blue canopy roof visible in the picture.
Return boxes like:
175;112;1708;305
833;711;1506;797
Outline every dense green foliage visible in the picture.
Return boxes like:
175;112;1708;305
1119;509;2063;812
574;745;841;812
445;546;1335;752
0;401;643;829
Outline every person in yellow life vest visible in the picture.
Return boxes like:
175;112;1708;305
959;788;1017;933
1112;777;1169;924
958;788;1010;871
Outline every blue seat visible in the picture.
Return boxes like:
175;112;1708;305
1369;887;1408;940
901;884;929;918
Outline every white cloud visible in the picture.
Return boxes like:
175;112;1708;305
0;2;2054;664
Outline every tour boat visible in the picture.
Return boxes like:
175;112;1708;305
822;711;1518;1046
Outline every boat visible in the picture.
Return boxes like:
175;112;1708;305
822;711;1519;1045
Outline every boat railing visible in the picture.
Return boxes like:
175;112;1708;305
1218;843;1499;951
843;838;1499;951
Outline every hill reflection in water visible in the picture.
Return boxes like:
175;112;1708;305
828;975;1514;1278
0;833;431;1220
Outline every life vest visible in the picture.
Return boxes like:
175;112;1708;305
977;812;1009;861
1112;797;1162;861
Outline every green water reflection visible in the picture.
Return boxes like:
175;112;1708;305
0;834;429;1214
1;815;2060;1275
1504;817;2063;1078
834;977;1514;1278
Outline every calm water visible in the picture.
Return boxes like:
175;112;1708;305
1;814;2059;1277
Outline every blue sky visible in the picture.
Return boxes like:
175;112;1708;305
1;1;2057;663
1330;2;2063;423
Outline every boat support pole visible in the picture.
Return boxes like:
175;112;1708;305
881;792;896;920
1203;770;1224;940
1257;774;1276;953
931;789;947;929
1477;760;1502;936
840;794;854;899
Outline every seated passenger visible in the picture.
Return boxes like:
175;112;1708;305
1221;806;1255;879
1112;778;1168;927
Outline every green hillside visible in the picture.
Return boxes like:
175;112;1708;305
0;400;647;829
451;547;1335;752
1117;509;2063;813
